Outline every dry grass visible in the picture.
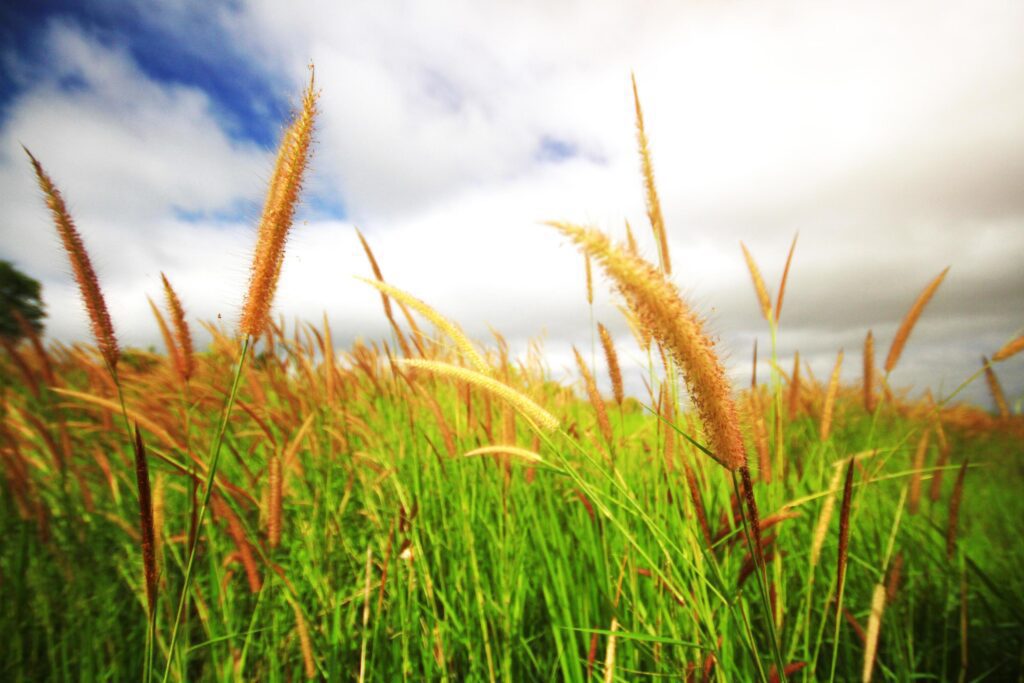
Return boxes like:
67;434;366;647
548;221;746;470
357;277;489;374
399;359;559;433
631;73;670;274
240;67;318;337
740;242;772;322
884;267;950;374
24;148;119;370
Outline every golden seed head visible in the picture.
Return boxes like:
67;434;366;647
161;273;195;382
400;359;559;433
740;242;772;323
992;334;1024;362
549;221;745;470
884;267;949;374
631;73;670;275
357;277;489;374
597;323;624;407
240;68;319;337
25;148;119;370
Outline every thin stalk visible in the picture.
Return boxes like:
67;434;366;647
162;336;251;682
732;470;787;682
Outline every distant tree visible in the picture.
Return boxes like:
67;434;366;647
0;260;46;341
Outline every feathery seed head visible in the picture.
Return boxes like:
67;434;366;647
357;277;489;374
820;350;844;441
740;242;772;322
401;359;559;433
630;74;671;275
597;322;624;407
992;333;1024;362
774;232;798;323
161;273;194;382
884;267;949;374
982;355;1009;418
863;330;876;413
240;67;319;337
25;148;119;370
548;221;746;470
573;346;613;448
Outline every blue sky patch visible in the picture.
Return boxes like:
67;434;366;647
537;136;579;163
0;1;285;147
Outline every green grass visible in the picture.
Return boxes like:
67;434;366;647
1;335;1021;681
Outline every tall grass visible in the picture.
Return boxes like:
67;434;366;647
1;75;1022;682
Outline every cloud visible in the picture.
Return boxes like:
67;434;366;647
1;3;1022;410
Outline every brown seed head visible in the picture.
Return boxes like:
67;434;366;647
584;255;594;306
132;424;157;617
863;330;876;413
267;454;282;548
573;346;613;449
982;356;1010;418
597;323;624;407
161;273;194;382
401;359;559;433
549;222;746;470
148;296;183;379
740;242;772;322
357;277;488;374
354;227;414;359
774;232;798;323
820;350;844;441
240;68;319;337
884;267;949;374
631;73;670;275
624;219;638;255
908;429;930;514
992;333;1024;362
788;351;802;419
836;458;855;598
946;458;968;560
25;148;119;370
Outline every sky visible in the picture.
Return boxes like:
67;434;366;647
1;0;1022;409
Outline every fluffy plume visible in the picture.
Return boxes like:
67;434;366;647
161;273;195;382
573;346;613;449
788;352;802;419
597;323;624;407
25;148;119;370
548;222;746;470
354;228;414;359
863;330;876;413
820;350;844;441
884;267;949;374
356;277;488;374
836;458;855;599
810;465;844;568
907;430;930;514
631;74;670;274
774;232;798;323
982;356;1010;418
992;333;1024;362
240;67;319;337
400;359;558;433
947;459;968;560
740;242;772;322
463;445;543;463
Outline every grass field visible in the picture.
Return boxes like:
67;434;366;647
2;72;1023;682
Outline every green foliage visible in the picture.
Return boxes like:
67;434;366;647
0;259;45;341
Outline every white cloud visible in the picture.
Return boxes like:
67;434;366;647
2;3;1022;409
